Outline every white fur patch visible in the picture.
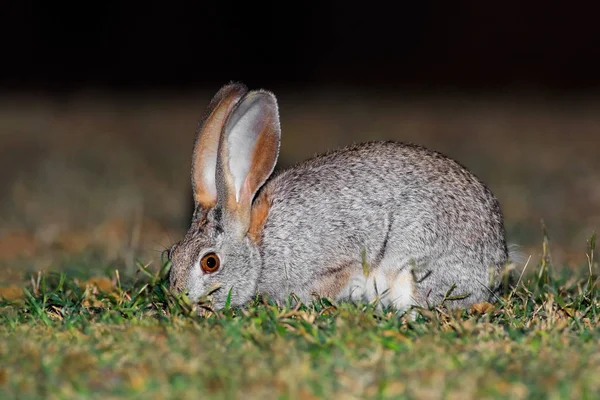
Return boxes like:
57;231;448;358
339;268;414;312
186;259;206;301
388;269;414;312
225;98;263;202
202;152;218;199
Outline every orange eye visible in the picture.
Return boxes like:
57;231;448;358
200;252;220;273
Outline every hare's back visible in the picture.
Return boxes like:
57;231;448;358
260;140;506;264
270;141;499;212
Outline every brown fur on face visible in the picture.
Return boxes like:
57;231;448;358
248;186;273;244
313;261;354;299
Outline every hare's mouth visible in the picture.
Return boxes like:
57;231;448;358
205;282;224;297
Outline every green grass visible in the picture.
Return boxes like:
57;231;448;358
1;236;599;399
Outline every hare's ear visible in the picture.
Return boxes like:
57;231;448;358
216;90;281;234
191;83;248;209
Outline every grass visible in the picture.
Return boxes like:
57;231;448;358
0;236;599;400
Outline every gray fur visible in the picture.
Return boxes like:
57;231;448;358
169;84;512;311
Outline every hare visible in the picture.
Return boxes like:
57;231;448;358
167;82;512;312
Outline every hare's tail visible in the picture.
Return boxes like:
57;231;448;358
507;243;528;267
496;243;528;292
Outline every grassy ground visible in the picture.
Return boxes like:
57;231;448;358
0;235;598;399
1;91;599;398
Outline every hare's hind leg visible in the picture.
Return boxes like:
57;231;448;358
411;256;498;309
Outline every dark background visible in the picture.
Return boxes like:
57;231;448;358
1;1;599;276
2;1;600;94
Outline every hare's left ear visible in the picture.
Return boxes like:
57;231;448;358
215;90;281;235
191;83;248;209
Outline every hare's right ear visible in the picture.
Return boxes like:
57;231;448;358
191;83;248;209
215;90;281;236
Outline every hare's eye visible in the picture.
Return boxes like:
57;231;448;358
200;252;220;273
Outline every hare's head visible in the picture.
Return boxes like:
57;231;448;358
168;83;281;308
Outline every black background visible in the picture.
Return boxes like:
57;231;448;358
2;1;599;94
